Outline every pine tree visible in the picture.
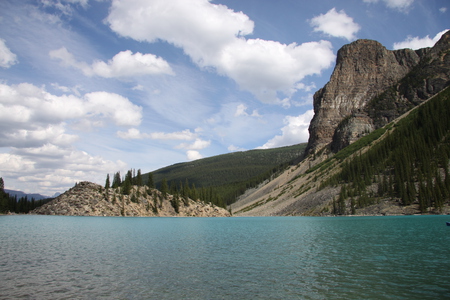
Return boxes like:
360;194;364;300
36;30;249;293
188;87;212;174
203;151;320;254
105;174;110;189
147;173;154;189
136;169;143;186
112;172;121;188
160;178;168;199
190;183;198;201
122;170;132;195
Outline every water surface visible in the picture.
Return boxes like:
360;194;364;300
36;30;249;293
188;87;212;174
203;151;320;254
1;215;449;299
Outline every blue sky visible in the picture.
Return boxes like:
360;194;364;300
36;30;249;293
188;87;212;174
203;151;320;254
0;0;448;195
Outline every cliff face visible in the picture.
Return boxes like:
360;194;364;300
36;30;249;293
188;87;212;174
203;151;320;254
32;181;230;217
307;31;450;154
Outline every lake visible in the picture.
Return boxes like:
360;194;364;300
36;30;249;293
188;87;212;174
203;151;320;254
1;215;449;299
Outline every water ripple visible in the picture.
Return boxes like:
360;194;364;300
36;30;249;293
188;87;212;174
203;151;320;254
1;215;449;299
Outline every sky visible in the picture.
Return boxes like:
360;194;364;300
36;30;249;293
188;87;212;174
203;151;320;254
0;0;448;196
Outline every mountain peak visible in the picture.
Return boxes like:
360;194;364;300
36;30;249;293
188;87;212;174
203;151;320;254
306;31;450;154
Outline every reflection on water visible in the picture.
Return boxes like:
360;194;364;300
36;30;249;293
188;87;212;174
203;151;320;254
1;215;449;299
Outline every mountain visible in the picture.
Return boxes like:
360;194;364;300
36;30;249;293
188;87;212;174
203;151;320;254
5;189;51;200
233;31;450;216
30;144;306;217
307;31;450;154
32;181;230;217
145;143;307;205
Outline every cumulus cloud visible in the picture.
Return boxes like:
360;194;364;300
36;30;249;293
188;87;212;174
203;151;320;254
310;8;360;41
0;39;18;68
106;0;335;105
0;147;127;195
186;150;203;161
440;7;447;13
393;29;449;50
175;138;211;161
363;0;414;12
0;82;142;147
176;138;211;151
259;110;314;149
0;82;137;194
50;47;174;78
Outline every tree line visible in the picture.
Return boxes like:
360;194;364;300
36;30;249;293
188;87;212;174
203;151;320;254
104;169;227;209
0;178;53;214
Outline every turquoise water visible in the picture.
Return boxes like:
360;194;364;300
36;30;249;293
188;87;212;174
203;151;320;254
0;215;449;299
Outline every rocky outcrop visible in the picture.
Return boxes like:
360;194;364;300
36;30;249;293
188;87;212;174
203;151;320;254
307;30;450;154
32;181;230;217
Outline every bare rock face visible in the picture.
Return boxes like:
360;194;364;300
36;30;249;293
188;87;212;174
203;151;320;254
306;31;450;154
330;113;375;152
32;181;230;217
307;39;422;154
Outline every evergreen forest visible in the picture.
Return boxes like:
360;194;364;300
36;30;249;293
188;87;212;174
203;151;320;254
143;144;307;206
0;178;53;214
318;86;450;214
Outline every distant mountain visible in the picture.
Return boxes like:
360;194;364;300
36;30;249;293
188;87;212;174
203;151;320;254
145;143;307;205
5;189;51;200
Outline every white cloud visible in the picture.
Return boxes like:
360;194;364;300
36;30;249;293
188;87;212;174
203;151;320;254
440;7;447;13
218;39;335;105
0;82;137;195
117;128;197;140
310;8;360;41
0;147;127;195
0;39;18;68
106;0;254;65
363;0;414;12
228;145;246;152
393;29;449;50
0;83;142;147
3;124;78;148
50;47;174;78
186;150;203;161
234;104;248;117
176;138;211;150
106;0;335;105
259;110;314;149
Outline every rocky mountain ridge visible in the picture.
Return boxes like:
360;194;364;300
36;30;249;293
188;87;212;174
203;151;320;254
233;31;450;216
307;30;450;154
32;181;230;217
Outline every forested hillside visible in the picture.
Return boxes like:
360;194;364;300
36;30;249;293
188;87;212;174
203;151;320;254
233;86;450;216
144;144;307;206
321;86;450;214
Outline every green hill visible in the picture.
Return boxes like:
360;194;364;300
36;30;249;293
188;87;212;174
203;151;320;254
143;143;307;206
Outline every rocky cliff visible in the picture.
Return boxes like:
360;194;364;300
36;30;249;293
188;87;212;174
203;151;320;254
307;30;450;154
32;181;230;217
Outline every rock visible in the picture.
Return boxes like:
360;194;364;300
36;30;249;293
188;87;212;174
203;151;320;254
306;31;450;154
32;181;230;217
